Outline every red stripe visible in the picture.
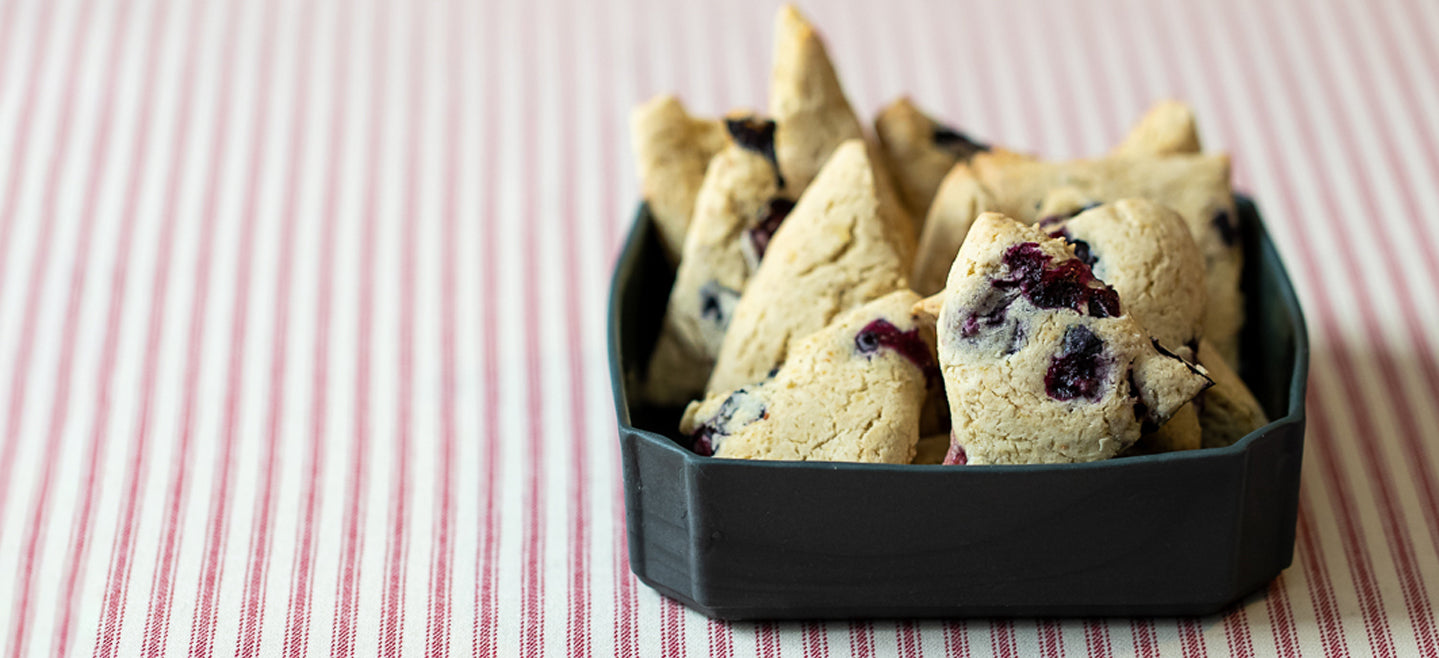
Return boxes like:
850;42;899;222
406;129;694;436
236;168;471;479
134;0;248;651
518;0;548;652
605;0;639;654
0;0;57;314
182;0;282;653
944;621;971;658
849;621;874;658
990;620;1016;658
1037;621;1063;658
1222;606;1256;658
472;0;505;652
6;0;129;652
897;621;921;658
558;0;593;654
52;0;172;651
1179;618;1208;658
1129;620;1157;658
280;3;353;656
423;0;462;654
377;1;423;654
803;622;829;658
232;2;318;656
0;0;84;533
661;599;686;658
330;0;390;653
1296;499;1352;657
758;622;781;658
1265;577;1300;658
707;620;734;658
90;1;209;654
1082;620;1110;658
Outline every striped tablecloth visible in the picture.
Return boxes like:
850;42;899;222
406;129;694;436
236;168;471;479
1;0;1436;655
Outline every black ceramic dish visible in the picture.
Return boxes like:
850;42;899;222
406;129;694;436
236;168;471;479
608;196;1308;620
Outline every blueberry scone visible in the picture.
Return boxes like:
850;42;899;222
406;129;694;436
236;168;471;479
681;291;936;463
924;213;1212;464
967;152;1243;367
769;5;866;195
874;97;992;223
1111;99;1202;157
630;94;728;263
1196;338;1269;448
1040;199;1208;452
641;116;793;404
707;140;914;394
913;163;999;295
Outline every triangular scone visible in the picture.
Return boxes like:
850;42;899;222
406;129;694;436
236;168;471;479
631;95;728;263
1112;100;1202;157
706;140;914;394
874;97;993;223
931;214;1212;464
1041;199;1208;452
1196;338;1269;448
913;163;999;295
681;291;935;463
641;116;793;405
768;5;865;195
969;152;1244;367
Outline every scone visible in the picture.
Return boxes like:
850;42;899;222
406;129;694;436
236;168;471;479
969;153;1243;367
913;163;999;295
1039;199;1208;452
707;140;914;394
769;5;866;196
1111;99;1202;157
681;291;936;463
1196;338;1269;447
641;116;793;404
630;94;728;263
925;213;1213;464
874;97;991;224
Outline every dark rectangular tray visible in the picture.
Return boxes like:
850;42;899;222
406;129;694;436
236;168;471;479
607;196;1308;619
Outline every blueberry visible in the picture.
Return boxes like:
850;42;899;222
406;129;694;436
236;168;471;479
697;281;740;328
1211;209;1238;246
931;125;990;159
996;242;1122;318
854;318;940;386
687;388;765;455
1037;202;1102;228
725;116;785;188
1045;324;1108;401
1069;239;1096;267
747;197;795;261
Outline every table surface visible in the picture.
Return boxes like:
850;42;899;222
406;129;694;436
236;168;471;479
1;0;1437;655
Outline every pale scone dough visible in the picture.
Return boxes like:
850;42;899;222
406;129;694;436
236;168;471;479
1196;338;1269;447
630;94;727;263
928;213;1212;464
681;291;935;463
707;140;914;394
874;97;991;225
1112;99;1202;157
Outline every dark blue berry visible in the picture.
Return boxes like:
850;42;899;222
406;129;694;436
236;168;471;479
725;116;785;188
748;197;795;260
854;319;940;386
931;125;990;159
1045;324;1108;401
